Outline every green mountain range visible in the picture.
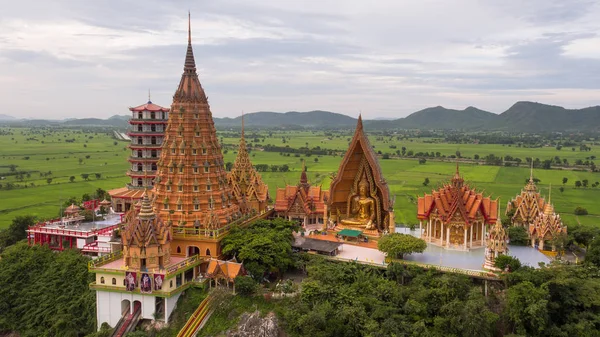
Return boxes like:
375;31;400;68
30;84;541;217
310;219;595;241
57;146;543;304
3;102;600;132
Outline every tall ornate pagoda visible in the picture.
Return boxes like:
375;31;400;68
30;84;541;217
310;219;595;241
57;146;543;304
505;165;545;228
152;14;240;233
484;213;509;271
328;115;394;235
109;98;169;212
227;116;269;214
274;161;330;225
529;190;567;251
417;164;498;250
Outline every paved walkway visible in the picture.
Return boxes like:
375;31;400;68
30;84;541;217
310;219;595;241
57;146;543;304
336;244;386;264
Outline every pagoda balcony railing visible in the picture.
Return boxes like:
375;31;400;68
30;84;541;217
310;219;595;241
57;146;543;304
88;250;123;271
165;255;202;277
127;169;157;176
128;143;163;149
129;117;168;122
130;140;163;146
128;156;160;162
172;209;273;240
128;130;165;135
126;184;155;190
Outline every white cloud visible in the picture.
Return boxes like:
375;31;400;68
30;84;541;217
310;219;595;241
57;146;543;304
0;0;599;119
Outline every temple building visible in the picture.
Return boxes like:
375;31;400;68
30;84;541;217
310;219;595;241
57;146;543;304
92;193;202;330
505;167;545;228
484;215;509;271
151;13;241;245
417;164;498;250
227;117;269;214
274;161;329;225
109;98;169;212
328;116;395;235
529;195;567;251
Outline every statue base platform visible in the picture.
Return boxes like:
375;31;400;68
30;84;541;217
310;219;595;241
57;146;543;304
334;225;382;239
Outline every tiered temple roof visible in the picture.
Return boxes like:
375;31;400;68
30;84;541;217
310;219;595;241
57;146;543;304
529;200;567;250
506;166;546;227
122;192;172;270
328;115;393;232
484;216;509;271
206;257;245;282
417;164;498;225
227;116;269;214
274;161;329;217
152;13;240;228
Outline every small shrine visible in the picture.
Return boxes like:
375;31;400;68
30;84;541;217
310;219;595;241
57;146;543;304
417;164;498;250
121;192;172;270
328;115;394;236
206;257;245;294
227;116;269;214
506;165;546;228
529;195;567;251
484;216;509;271
274;161;329;226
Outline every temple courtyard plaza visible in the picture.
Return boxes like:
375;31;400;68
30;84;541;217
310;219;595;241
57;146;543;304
303;227;551;271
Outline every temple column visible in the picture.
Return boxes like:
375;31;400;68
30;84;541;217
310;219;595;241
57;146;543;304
59;235;63;250
531;237;535;248
419;221;422;235
440;222;444;245
463;228;468;250
469;226;473;248
446;227;450;247
428;219;432;242
481;222;486;246
539;239;544;251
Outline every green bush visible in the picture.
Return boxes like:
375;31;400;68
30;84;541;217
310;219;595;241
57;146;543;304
494;254;522;271
235;276;257;296
574;207;588;215
508;226;529;246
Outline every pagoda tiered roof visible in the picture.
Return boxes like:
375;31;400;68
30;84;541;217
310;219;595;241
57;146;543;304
205;257;245;281
506;167;546;226
529;201;567;241
274;162;329;215
130;101;170;112
227;116;269;213
417;164;498;225
152;13;240;228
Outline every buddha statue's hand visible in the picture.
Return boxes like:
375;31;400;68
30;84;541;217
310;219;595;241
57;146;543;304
365;220;374;230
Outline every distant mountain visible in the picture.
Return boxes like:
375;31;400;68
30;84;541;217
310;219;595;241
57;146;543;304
214;110;356;128
3;101;600;132
380;106;497;130
0;114;16;121
493;101;600;132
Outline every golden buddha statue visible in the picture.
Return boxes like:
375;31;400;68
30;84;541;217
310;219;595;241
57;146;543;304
341;175;376;230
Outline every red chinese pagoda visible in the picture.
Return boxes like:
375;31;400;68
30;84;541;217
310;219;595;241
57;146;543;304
109;98;169;212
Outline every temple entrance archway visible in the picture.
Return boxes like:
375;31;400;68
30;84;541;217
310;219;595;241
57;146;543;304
187;246;200;257
121;299;131;316
133;300;142;316
206;248;211;256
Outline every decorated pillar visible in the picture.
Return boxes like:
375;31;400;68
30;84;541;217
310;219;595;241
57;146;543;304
463;228;468;250
446;227;450;247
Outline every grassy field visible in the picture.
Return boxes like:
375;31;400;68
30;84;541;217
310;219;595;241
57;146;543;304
1;127;600;229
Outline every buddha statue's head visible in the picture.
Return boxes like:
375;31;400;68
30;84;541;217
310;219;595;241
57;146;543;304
358;175;369;197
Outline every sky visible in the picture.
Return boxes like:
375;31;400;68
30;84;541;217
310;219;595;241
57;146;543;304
1;0;600;120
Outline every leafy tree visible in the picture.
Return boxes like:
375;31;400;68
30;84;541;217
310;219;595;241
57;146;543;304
508;226;529;246
225;162;233;171
418;158;427;164
46;178;52;184
559;186;564;193
582;179;589;188
234;276;257;296
506;281;549;336
221;218;297;281
575;180;582;188
0;215;36;251
562;177;568;185
574;207;588;215
69;175;75;183
422;177;430;186
81;173;90;180
95;173;102;179
585;237;600;267
378;233;427;259
494;255;522;271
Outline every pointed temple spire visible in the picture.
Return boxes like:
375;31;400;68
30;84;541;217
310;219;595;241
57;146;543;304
153;12;240;227
530;160;534;182
300;159;308;186
356;113;363;131
241;111;245;138
452;161;464;187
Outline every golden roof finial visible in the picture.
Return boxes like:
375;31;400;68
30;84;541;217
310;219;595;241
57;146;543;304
241;111;245;138
188;11;192;44
530;160;534;182
148;89;151;103
548;183;552;204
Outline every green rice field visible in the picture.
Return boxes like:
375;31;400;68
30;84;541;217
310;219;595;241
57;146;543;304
1;127;599;229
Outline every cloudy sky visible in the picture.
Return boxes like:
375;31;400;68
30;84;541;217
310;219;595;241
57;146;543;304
1;0;600;119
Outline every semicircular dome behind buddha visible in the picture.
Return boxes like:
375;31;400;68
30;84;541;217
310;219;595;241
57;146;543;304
328;115;394;233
